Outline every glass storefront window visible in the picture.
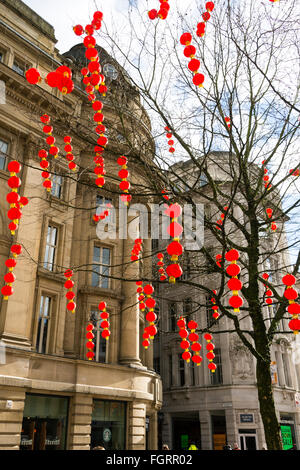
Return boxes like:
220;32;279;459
20;394;69;451
91;400;126;450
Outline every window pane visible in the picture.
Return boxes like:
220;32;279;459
0;138;8;170
93;246;101;263
37;296;51;354
12;61;25;76
92;264;100;287
52;175;63;198
102;248;110;265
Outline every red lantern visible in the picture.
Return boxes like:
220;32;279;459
202;11;211;22
1;284;13;299
282;274;296;286
180;33;192;46
184;45;196;58
206;2;215;12
193;73;205;87
166;264;183;280
196;22;206;37
148;9;158;20
225;249;240;261
25;68;41;85
8;161;21;173
208;362;217;372
288;303;300;315
284;288;298;301
229;295;243;309
188;59;200;72
226;264;241;277
227;278;242;291
73;24;84;36
182;351;191;362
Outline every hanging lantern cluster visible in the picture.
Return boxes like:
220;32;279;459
162;189;170;201
131;238;143;263
180;32;205;88
63;136;77;172
45;65;74;95
136;282;147;330
142;284;158;348
262;273;273;305
164;126;175;154
210;290;220;319
26;66;74;95
93;205;110;223
289;168;299;177
1;244;22;300
215;205;228;231
64;269;76;314
225;249;244;313
265;207;277;232
282;274;300;334
117;156;132;205
177;317;191;363
165;203;183;283
74;12;109;191
41;114;60;160
86;323;95;361
38;148;52;192
224;117;231;129
196;2;215;38
98;301;111;340
204;333;217;373
148;0;170;20
215;254;222;268
157;253;167;281
6;160;26;236
188;320;203;365
262;160;272;191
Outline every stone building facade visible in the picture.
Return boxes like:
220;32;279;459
0;0;161;450
153;155;300;451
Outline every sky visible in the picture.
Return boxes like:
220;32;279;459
22;0;133;53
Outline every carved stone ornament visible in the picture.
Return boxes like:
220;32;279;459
229;336;254;380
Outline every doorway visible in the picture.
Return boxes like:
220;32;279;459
239;430;257;450
172;417;201;450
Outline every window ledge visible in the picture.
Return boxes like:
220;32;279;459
78;285;125;301
37;267;65;283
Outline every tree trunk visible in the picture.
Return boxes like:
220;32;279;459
256;357;282;450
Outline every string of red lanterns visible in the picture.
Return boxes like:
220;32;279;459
196;2;215;38
289;168;299;177
98;301;111;341
63;136;78;172
142;284;158;348
73;12;109;191
215;205;228;231
26;65;74;95
210;290;220;320
86;323;95;361
225;249;244;313
64;269;76;314
117;156;132;205
41;115;60;161
180;32;205;88
265;207;277;232
204;333;217;373
148;0;170;20
131;238;143;263
165;203;183;283
224;116;231;129
157;253;167;281
1;244;22;300
262;273;273;306
188;320;203;366
177;316;192;363
282;274;300;334
164;126;175;154
6;160;26;236
262;160;272;191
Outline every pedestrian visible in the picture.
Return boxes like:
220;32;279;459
92;445;105;450
233;442;241;450
223;442;232;450
162;444;170;450
188;441;198;450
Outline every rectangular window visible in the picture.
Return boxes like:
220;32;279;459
90;311;107;363
206;296;214;328
0;138;8;171
36;296;51;354
91;400;126;450
282;353;292;387
210;348;223;385
43;225;58;271
92;246;111;289
168;303;177;331
190;360;196;386
12;58;25;76
51;174;64;199
153;357;160;375
183;298;192;325
0;51;3;62
178;354;185;386
169;355;173;387
96;195;113;222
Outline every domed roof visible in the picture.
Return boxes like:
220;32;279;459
62;43;131;85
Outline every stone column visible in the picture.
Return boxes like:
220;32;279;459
199;410;212;450
148;411;158;450
127;402;146;450
68;394;93;450
161;412;172;449
225;408;238;447
119;216;141;366
0;387;25;450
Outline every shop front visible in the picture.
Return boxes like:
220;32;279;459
20;393;69;451
91;400;126;450
280;414;297;450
